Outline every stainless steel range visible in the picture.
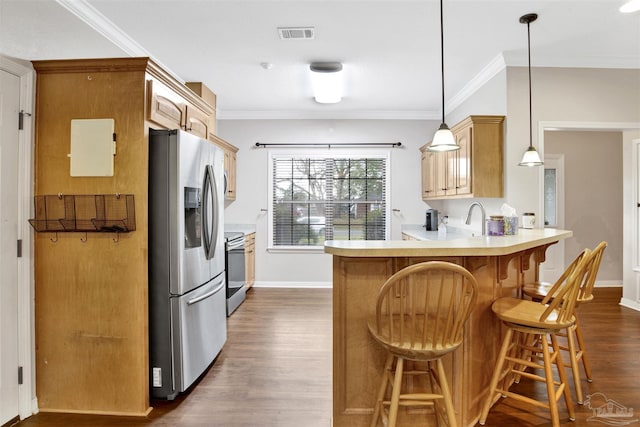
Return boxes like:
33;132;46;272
224;232;246;315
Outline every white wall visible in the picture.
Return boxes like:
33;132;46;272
218;119;439;286
546;131;623;282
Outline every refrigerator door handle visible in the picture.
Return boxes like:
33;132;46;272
186;281;225;305
202;164;219;260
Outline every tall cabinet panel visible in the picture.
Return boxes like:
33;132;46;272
31;58;217;416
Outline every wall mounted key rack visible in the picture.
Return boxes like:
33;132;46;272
28;194;136;242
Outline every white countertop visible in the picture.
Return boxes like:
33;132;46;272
324;228;572;257
224;224;256;235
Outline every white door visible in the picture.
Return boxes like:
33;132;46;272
0;69;21;424
540;154;565;282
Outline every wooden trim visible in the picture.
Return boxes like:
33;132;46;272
209;134;239;152
31;58;214;116
32;57;150;74
146;59;214;115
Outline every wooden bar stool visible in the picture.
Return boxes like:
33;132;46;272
522;241;607;404
368;261;478;427
479;247;596;427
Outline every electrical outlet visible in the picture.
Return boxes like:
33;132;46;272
152;367;162;387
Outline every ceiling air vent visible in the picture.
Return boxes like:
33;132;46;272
278;27;315;40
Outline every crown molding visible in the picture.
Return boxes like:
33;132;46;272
55;0;148;56
54;0;183;82
447;54;507;114
503;51;640;69
218;109;440;120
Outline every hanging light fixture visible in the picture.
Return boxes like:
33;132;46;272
426;0;459;152
518;13;543;167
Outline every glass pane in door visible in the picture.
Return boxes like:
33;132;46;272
544;168;557;227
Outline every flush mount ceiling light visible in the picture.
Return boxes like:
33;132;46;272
426;0;459;152
310;62;343;104
518;13;544;167
620;0;640;13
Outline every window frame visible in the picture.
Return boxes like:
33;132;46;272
267;150;391;252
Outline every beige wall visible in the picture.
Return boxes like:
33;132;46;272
546;131;623;282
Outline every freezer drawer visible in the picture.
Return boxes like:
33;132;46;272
150;274;227;400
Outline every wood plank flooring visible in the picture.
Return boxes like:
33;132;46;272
15;287;640;427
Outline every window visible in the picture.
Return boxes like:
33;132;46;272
269;153;389;249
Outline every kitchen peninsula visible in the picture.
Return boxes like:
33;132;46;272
325;228;572;427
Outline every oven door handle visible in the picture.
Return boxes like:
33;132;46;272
227;239;245;251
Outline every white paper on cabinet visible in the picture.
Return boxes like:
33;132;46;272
69;118;115;177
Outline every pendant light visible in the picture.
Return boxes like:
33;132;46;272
426;0;459;152
518;13;543;167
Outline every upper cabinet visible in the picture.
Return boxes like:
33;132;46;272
209;134;238;200
146;77;212;139
420;115;504;200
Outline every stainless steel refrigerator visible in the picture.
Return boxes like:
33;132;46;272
148;129;227;400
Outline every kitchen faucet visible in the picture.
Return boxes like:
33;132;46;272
465;201;486;236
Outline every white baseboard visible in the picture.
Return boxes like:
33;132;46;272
594;280;623;288
253;281;332;289
620;297;640;312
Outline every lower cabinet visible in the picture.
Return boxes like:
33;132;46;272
245;232;256;289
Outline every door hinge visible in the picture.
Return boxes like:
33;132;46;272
17;239;22;258
18;366;23;385
18;110;32;130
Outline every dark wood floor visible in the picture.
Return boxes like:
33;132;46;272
15;287;640;427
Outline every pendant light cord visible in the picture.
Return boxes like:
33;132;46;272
440;0;445;124
527;20;533;149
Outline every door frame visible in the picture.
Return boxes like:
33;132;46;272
538;121;640;311
0;55;37;418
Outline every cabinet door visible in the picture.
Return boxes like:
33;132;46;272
434;153;447;197
421;150;436;200
185;104;209;139
244;233;256;289
455;125;472;195
445;150;458;196
147;80;185;130
224;150;237;200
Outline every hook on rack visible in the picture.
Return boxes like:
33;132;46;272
113;232;120;243
50;232;58;243
80;232;88;243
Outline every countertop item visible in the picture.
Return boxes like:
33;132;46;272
325;228;572;257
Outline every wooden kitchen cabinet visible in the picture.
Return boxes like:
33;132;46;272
147;78;212;139
185;81;217;136
184;104;209;139
420;115;504;200
31;57;217;417
209;134;239;200
420;149;436;199
421;144;457;199
244;232;256;289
